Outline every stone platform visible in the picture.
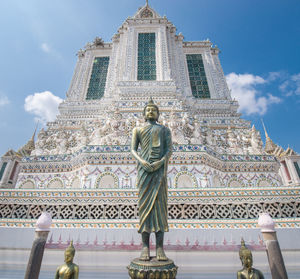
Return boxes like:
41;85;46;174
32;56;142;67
128;257;177;278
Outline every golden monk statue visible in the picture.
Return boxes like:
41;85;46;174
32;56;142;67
237;239;264;279
131;98;172;261
55;241;79;279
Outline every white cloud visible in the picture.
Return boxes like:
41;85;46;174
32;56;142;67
226;72;281;115
267;71;283;82
286;73;300;97
291;73;300;95
40;42;63;61
267;71;300;97
41;43;51;53
267;93;281;103
0;94;9;107
279;80;291;96
24;91;63;124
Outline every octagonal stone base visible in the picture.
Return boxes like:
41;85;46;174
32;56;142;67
128;257;178;279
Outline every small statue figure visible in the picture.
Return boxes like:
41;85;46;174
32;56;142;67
190;119;203;144
181;113;194;141
75;124;90;150
89;119;110;145
76;49;85;57
227;126;242;154
131;98;172;261
93;36;104;47
249;125;263;154
240;131;251;154
168;109;186;144
205;127;217;146
106;108;127;145
32;128;48;156
237;239;264;279
55;130;68;154
55;241;79;279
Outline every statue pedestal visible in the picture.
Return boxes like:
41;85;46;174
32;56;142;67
128;257;178;279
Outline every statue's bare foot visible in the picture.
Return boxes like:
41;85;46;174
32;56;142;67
156;247;168;261
139;247;150;261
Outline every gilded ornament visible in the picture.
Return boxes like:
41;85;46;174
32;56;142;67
237;239;264;279
54;241;79;279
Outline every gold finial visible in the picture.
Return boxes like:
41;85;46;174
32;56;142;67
148;97;154;105
239;238;247;258
146;0;149;6
241;238;245;247
66;240;76;255
239;238;252;259
145;97;157;109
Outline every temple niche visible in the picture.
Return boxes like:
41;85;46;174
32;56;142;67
0;1;300;253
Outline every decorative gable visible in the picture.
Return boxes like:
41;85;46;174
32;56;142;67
134;3;160;19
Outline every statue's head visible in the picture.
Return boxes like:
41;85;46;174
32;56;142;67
143;97;159;121
239;239;253;269
64;241;75;264
38;128;46;138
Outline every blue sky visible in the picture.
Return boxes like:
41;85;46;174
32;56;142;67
0;0;299;155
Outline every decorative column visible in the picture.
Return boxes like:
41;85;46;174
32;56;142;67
24;212;52;279
258;212;288;279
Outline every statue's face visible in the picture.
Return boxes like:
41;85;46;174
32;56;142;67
145;105;158;121
243;254;253;268
64;251;74;264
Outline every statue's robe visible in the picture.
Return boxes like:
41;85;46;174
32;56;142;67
55;263;79;279
132;123;172;233
237;268;265;279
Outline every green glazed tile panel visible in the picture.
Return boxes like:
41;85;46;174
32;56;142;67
186;54;210;98
0;162;7;181
294;162;300;179
137;33;156;80
86;57;110;100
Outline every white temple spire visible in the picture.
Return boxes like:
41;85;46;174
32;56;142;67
261;118;269;138
31;122;39;141
261;119;277;154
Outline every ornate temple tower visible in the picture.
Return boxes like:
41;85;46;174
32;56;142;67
58;2;241;128
1;2;299;189
0;2;300;249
